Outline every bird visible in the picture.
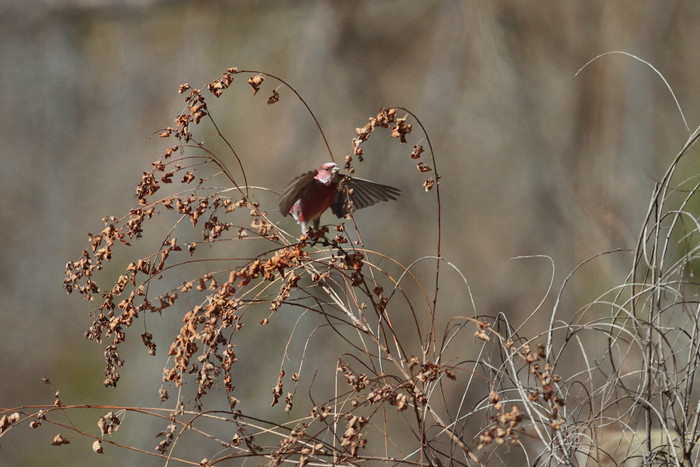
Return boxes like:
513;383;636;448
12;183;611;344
279;162;401;234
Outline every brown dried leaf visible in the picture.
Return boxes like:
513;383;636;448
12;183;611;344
92;439;103;454
248;75;264;95
51;434;70;446
182;171;195;184
417;162;432;173
98;417;107;436
475;329;490;341
410;144;424;159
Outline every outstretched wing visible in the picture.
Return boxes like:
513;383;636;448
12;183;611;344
278;170;316;217
330;175;401;218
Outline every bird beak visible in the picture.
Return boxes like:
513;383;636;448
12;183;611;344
332;166;340;174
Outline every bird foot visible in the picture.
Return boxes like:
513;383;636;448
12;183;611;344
303;226;330;245
310;235;332;248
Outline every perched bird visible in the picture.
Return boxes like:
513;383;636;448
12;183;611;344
279;162;400;233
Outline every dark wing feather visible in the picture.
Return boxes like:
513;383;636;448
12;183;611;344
330;175;401;218
279;170;316;216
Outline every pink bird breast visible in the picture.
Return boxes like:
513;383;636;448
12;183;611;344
290;179;337;224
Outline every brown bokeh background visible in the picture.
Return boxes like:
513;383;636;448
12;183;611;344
2;1;700;465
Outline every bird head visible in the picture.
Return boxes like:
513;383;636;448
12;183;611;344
315;162;340;184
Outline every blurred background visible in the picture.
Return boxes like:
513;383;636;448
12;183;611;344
2;0;700;465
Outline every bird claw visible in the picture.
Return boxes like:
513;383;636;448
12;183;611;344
310;234;331;248
303;226;329;244
299;227;341;250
